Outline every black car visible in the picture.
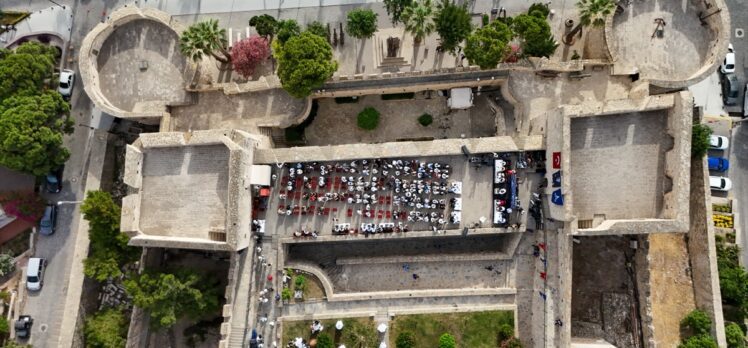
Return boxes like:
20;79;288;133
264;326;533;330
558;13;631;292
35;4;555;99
45;166;63;193
14;315;33;339
721;73;739;106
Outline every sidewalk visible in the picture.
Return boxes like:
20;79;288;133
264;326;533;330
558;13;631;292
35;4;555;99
55;130;108;348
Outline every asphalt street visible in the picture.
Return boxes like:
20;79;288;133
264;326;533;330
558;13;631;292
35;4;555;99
1;0;133;347
722;0;748;267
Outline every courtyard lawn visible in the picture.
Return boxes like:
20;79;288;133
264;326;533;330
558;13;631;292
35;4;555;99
282;317;378;348
390;311;515;348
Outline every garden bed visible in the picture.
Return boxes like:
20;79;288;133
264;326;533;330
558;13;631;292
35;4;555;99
282;317;378;348
0;228;31;257
389;310;515;348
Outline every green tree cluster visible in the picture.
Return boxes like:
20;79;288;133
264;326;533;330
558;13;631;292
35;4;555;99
512;12;558;58
84;308;128;348
434;0;472;53
276;19;302;45
384;0;414;25
124;268;222;329
306;21;328;40
276;32;338;98
0;42;72;176
81;190;138;282
249;14;278;39
401;0;436;44
679;310;718;348
464;20;512;69
179;19;231;63
346;8;379;39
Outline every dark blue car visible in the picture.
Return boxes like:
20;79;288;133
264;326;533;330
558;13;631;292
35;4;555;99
708;157;730;172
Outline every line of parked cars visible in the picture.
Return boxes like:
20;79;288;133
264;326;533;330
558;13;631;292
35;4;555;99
708;135;732;191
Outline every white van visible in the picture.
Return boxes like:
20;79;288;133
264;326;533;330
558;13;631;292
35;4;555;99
26;258;46;291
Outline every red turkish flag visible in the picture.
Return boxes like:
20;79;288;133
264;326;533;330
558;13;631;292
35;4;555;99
552;152;561;169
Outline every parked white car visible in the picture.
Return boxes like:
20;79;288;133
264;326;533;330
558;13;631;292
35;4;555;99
58;69;75;99
710;176;733;191
709;135;729;150
721;44;735;74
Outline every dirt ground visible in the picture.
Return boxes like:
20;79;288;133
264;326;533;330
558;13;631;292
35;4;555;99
647;234;696;346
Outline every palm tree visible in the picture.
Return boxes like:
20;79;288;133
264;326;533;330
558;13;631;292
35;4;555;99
563;0;615;44
179;19;232;63
401;0;436;45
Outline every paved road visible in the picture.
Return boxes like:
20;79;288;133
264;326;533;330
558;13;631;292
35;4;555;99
724;0;748;266
3;0;133;347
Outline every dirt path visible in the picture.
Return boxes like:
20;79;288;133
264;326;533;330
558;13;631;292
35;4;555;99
648;234;696;346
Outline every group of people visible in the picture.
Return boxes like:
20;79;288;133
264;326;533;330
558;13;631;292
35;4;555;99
277;159;463;232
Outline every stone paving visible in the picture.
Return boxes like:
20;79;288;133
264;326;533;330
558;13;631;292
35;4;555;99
169;89;306;132
96;19;189;112
569;110;670;220
304;92;505;146
610;0;712;81
139;145;229;238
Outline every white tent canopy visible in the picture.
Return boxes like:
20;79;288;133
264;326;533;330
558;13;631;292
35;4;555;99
250;165;272;186
448;87;473;109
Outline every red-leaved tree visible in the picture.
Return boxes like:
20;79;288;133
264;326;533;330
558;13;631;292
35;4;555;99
231;36;270;79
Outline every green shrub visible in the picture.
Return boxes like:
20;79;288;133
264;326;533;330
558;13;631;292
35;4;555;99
438;333;456;348
482;14;490;26
396;332;416;348
0;318;8;337
281;287;292;301
316;333;334;348
726;322;745;348
692;124;713;158
418;113;433;126
294;274;307;290
679;335;718;348
681;309;713;337
0;254;15;278
357;107;380;130
381;92;415;100
0;290;10;303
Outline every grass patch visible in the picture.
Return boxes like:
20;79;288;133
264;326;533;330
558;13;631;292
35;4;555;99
282;317;378;347
381;92;415;100
334;96;359;104
390;311;515;348
0;228;31;257
357;107;380;130
284;100;319;143
418;113;433;127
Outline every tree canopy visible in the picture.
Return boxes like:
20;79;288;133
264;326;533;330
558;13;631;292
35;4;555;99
249;14;278;38
464;20;512;69
384;0;414;25
277;32;338;98
0;90;72;176
678;335;718;348
231;36;270;79
84;308;128;348
347;8;379;39
81;190;138;282
434;0;472;53
0;42;58;100
124;269;222;329
179;19;231;63
512;14;558;58
395;332;416;348
401;0;435;44
681;310;713;337
725;322;745;348
276;19;301;45
692;124;712;158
